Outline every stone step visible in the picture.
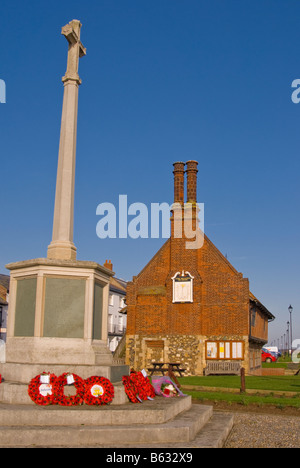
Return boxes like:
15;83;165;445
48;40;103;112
0;396;191;427
105;413;234;449
0;403;213;448
187;413;234;448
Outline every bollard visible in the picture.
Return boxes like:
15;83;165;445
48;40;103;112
240;367;246;393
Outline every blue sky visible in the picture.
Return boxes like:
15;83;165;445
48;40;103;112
0;0;299;346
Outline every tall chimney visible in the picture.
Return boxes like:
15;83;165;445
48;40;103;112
173;162;185;205
186;160;198;203
104;259;113;271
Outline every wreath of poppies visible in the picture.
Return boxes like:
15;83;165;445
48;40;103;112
84;376;114;406
53;373;86;407
28;373;57;406
27;372;116;407
122;370;155;403
122;375;139;403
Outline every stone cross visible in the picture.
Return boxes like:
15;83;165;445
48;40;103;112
47;20;86;261
62;20;86;84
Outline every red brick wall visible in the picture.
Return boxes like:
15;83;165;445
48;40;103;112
199;236;249;336
126;233;249;338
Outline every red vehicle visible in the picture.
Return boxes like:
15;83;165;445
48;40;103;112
261;349;277;363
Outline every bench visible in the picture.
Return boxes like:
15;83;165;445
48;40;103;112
148;362;186;377
204;361;241;376
147;367;169;376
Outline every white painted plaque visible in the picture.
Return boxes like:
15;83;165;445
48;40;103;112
172;271;194;303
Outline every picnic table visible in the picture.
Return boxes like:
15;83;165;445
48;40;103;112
148;362;186;377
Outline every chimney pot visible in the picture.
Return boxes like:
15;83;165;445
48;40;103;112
104;259;113;271
186;160;198;203
173;161;185;205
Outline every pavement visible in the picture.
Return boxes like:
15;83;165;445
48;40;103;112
224;412;300;448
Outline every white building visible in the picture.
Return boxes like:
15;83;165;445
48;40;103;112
0;274;9;343
104;261;127;353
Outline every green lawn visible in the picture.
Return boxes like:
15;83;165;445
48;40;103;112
178;375;300;393
177;375;300;408
186;390;300;409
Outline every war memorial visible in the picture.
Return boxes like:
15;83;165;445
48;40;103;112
0;20;233;448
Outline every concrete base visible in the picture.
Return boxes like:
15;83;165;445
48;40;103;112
0;396;234;448
47;240;77;261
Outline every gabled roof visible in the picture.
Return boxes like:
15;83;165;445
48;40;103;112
250;291;275;322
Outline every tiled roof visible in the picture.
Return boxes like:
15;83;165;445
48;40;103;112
0;274;10;290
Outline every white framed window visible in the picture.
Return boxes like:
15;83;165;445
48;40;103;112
118;315;123;332
108;314;114;333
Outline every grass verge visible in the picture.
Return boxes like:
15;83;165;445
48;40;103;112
186;390;300;409
178;375;300;409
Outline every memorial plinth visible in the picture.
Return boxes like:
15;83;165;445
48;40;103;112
1;258;127;388
5;259;122;367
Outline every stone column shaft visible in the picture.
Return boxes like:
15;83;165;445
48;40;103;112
47;20;86;261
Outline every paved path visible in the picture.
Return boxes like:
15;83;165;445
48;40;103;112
224;412;300;448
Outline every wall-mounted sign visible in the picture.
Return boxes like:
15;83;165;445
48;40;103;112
172;271;194;303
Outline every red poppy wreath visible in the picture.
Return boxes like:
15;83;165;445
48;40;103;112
122;375;139;403
53;373;86;406
28;373;57;406
130;371;155;401
122;371;155;403
84;376;114;406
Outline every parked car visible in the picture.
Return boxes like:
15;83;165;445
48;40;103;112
263;347;279;359
264;346;282;358
261;349;277;363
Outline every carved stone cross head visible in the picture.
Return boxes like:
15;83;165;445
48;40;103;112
61;20;86;84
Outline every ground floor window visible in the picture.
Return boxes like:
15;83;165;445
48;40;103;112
206;340;244;360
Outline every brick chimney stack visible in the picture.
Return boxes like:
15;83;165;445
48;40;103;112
104;259;113;271
186;160;198;203
173;162;185;205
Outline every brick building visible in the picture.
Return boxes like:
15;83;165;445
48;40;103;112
125;161;274;375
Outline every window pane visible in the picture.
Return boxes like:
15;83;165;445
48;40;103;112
207;342;217;359
225;342;231;359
